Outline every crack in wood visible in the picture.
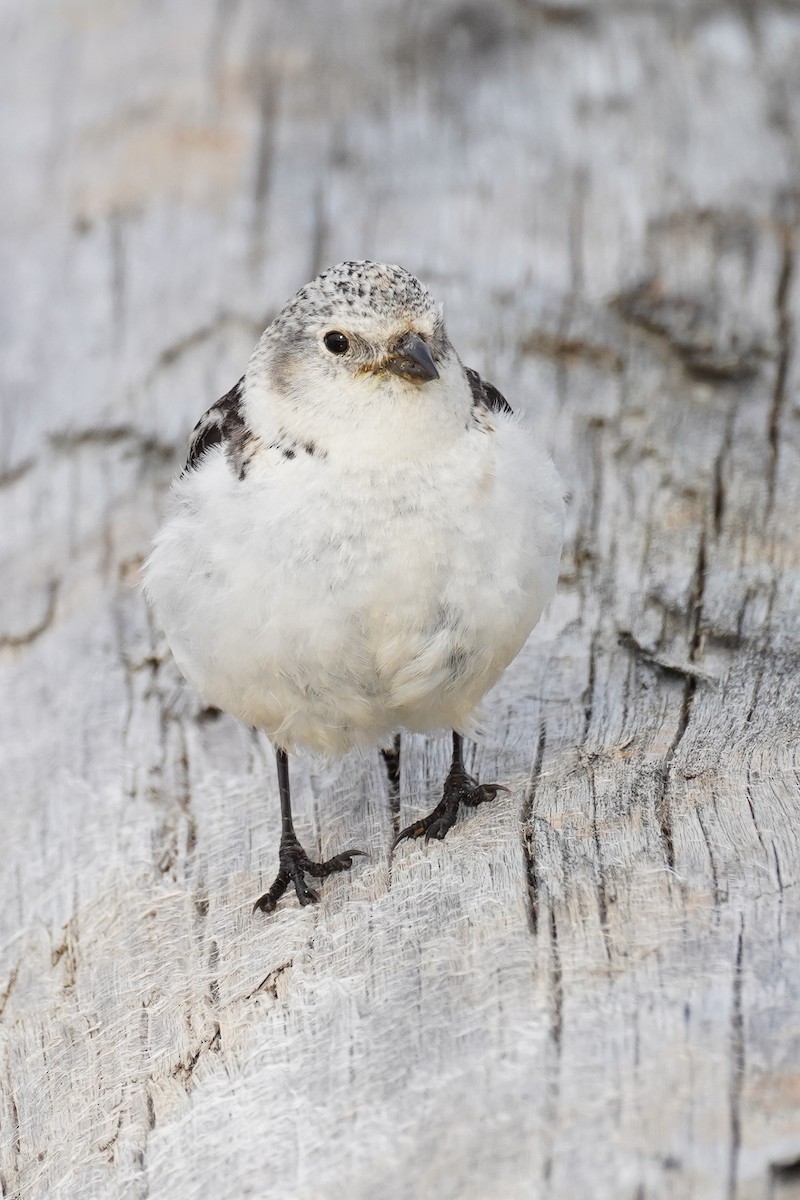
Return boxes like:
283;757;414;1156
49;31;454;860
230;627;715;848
0;962;20;1022
541;903;564;1185
121;617;200;879
111;597;137;749
140;309;273;393
97;1106;124;1157
0;457;35;490
654;525;709;873
522;722;547;936
712;401;735;539
612;276;764;383
727;917;745;1200
50;916;80;994
8;1092;21;1185
171;1023;222;1091
208;940;220;1007
48;425;175;464
696;790;722;906
744;765;769;864
548;905;563;1050
520;328;624;372
535;3;594;28
766;210;795;514
246;959;294;1002
772;843;785;896
0;580;59;651
175;722;196;863
617;628;720;686
745;576;779;725
581;628;598;743
588;765;612;960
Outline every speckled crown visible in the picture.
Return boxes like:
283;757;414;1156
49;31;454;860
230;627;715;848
271;261;438;336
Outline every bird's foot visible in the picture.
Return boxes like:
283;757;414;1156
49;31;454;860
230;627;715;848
253;834;366;913
392;765;509;849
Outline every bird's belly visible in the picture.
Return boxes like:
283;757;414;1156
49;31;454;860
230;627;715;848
146;440;561;753
165;537;502;751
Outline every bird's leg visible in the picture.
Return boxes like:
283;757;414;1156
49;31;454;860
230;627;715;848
392;732;509;848
253;748;366;913
380;733;402;839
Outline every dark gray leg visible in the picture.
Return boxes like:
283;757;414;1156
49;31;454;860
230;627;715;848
253;748;366;913
392;732;509;849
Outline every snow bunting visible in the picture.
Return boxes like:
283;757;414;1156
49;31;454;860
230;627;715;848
144;261;564;911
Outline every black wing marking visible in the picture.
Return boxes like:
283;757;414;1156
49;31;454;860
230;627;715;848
465;366;513;415
183;376;251;477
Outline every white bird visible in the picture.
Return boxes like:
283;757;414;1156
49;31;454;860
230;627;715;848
144;261;564;912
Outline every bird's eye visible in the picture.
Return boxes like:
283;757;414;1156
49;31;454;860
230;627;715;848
323;331;350;355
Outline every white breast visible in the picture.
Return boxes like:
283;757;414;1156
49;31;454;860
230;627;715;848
144;410;564;754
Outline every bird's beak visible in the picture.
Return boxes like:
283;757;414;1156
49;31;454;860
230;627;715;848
385;332;439;383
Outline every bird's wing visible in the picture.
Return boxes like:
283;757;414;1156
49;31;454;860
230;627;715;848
464;366;514;415
183;376;249;476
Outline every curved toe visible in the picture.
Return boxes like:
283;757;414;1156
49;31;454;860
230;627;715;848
391;774;510;852
253;842;366;914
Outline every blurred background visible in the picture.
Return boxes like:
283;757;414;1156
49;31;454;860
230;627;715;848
6;0;798;462
2;3;800;1199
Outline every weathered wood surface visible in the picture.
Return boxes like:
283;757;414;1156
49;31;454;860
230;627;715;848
2;2;800;1197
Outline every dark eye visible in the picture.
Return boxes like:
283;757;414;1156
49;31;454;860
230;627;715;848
323;331;349;355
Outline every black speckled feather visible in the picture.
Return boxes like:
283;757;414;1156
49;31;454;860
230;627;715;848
465;367;513;416
184;377;251;478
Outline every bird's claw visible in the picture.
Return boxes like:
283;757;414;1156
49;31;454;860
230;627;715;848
253;840;366;913
464;781;511;806
392;775;510;851
307;849;367;877
392;818;438;850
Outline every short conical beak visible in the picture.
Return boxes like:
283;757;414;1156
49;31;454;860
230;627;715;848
386;332;439;382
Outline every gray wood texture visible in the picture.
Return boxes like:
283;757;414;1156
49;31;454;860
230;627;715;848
2;2;800;1197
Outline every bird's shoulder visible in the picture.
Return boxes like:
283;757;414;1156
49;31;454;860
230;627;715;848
183;376;256;480
464;366;514;416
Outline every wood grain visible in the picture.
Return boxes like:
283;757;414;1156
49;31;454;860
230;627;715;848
1;2;799;1197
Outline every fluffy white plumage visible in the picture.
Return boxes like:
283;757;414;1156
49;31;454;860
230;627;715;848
144;262;564;758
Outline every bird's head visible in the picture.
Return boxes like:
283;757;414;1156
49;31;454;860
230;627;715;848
246;261;471;460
